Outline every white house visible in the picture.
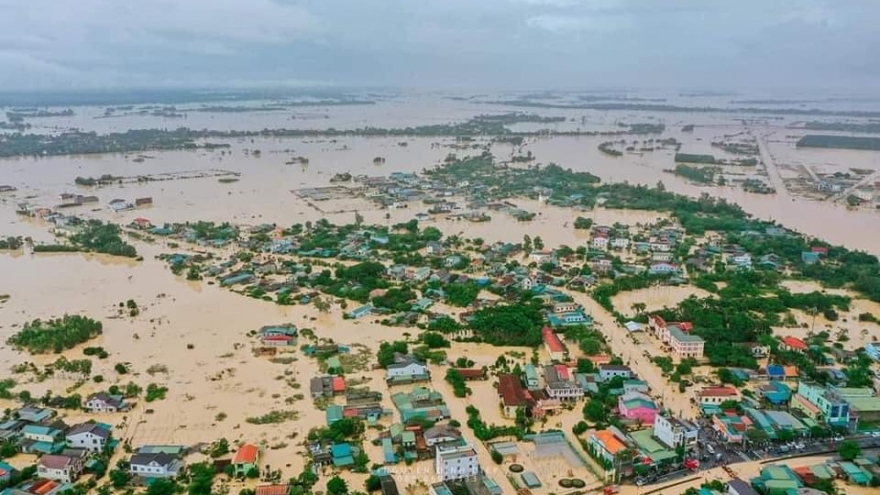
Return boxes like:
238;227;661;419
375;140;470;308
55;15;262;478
653;414;699;450
424;425;462;447
591;236;609;250
598;365;632;382
66;423;111;453
610;238;630;249
386;358;429;379
650;241;671;252
38;454;83;484
435;444;480;480
426;241;444;255
22;425;61;443
83;393;129;413
129;452;184;479
528;250;555;264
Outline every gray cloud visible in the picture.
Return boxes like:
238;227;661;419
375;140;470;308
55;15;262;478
0;0;877;92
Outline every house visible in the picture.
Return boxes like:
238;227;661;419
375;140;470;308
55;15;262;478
16;406;55;424
544;365;583;401
755;381;791;406
541;326;569;361
435;444;480;481
22;425;62;444
347;304;374;319
727;478;760;495
712;412;749;443
129;452;184;478
37;454;83;484
696;386;740;407
130;218;152;230
232;444;260;477
598;364;632;382
589;427;630;463
792;382;853;427
610;238;630;250
424;424;462;447
780;336;807;353
801;252;820;265
651;251;674;262
443;255;463;268
330;443;357;468
379;475;399;495
310;375;346;398
617;391;658;425
591;236;609;250
498;374;529;418
0;461;14;484
524;364;540;389
529;250;556;264
391;388;450;423
426;241;444;256
653;414;698;449
623;379;649;394
254;485;292;495
669;326;704;359
648;262;679;275
65;423;111;453
83;393;130;413
386;356;430;383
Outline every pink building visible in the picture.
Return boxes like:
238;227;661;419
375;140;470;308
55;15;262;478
617;391;658;425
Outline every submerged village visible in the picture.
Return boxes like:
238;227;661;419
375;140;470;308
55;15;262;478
2;149;880;495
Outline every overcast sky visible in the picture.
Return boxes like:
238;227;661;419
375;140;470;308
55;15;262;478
0;0;877;93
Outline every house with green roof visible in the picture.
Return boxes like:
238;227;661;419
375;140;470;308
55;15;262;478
391;388;450;423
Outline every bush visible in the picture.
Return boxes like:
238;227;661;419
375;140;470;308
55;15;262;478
7;315;103;354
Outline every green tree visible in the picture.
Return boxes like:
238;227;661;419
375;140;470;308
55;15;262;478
583;398;606;423
327;476;349;495
838;440;861;461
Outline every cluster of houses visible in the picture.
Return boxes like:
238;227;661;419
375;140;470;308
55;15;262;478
752;459;880;491
589;412;700;478
587;224;688;279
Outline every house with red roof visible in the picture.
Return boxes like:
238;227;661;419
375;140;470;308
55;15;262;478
780;336;808;353
542;326;568;361
497;374;528;418
712;412;750;443
810;246;829;256
255;485;291;495
130;218;153;230
232;444;260;477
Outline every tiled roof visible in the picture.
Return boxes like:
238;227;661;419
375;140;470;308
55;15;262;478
233;444;259;464
593;430;626;455
541;327;567;353
498;374;528;407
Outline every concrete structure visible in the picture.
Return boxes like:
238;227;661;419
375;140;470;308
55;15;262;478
653;414;699;449
792;382;850;428
668;326;704;359
544;365;583;401
83;393;129;413
65;423;111;453
598;364;632;382
37;454;83;484
129;452;184;478
435;444;480;480
618;392;658;425
696;386;740;406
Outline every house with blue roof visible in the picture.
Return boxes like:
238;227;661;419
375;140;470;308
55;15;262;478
347;304;374;319
331;443;355;467
0;461;15;483
756;381;791;406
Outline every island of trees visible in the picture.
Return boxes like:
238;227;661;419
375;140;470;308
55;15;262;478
796;135;880;151
7;315;103;354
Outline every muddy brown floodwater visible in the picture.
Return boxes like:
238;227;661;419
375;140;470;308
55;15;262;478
1;95;880;491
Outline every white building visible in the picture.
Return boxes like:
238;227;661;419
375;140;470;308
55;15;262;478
528;250;556;264
669;327;705;359
386;358;429;379
66;423;111;453
38;455;83;484
598;364;632;382
653;414;699;450
591;236;609;250
129;453;184;479
610;238;630;249
435;444;480;480
83;392;129;413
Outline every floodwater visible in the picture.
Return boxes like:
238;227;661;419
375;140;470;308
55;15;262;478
2;95;880;489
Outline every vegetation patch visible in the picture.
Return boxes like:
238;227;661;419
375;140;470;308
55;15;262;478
7;315;103;354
